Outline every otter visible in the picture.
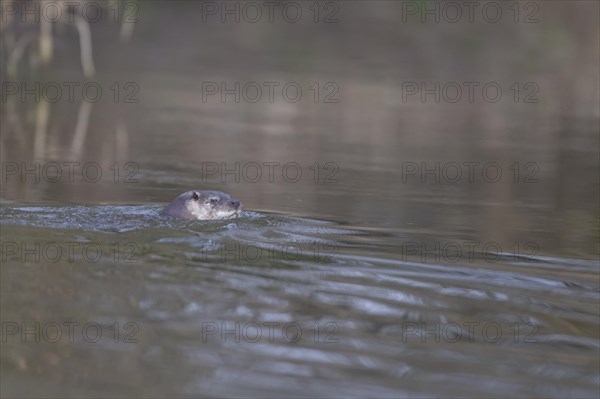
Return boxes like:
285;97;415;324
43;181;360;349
161;191;242;220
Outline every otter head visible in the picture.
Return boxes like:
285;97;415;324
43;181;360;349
161;190;242;220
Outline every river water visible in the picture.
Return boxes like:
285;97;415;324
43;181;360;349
1;1;599;397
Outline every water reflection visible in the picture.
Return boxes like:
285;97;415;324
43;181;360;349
1;1;599;397
1;205;598;397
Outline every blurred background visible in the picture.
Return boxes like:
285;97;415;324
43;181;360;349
1;1;599;256
1;1;599;397
1;0;598;256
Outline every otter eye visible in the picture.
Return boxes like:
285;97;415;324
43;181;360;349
192;192;199;201
209;197;218;205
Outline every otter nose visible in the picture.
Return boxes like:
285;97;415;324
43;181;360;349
230;200;240;208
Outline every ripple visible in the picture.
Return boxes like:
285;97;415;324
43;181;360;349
1;203;598;398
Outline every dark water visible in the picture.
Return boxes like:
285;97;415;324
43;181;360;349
1;204;598;398
1;1;599;398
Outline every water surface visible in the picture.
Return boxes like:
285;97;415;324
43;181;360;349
1;1;599;397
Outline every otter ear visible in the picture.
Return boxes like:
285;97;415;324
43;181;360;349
192;192;200;201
